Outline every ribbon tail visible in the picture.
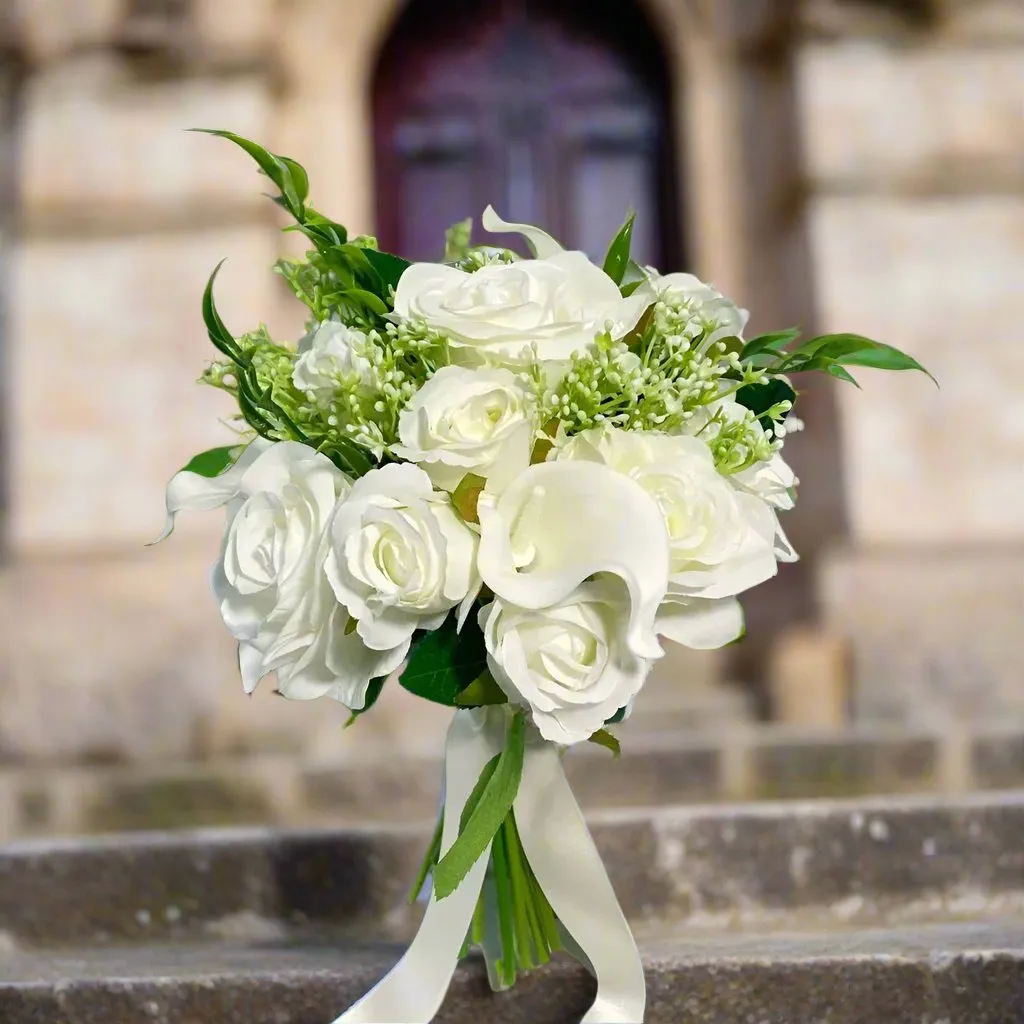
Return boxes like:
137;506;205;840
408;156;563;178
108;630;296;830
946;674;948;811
514;744;646;1024
332;711;499;1024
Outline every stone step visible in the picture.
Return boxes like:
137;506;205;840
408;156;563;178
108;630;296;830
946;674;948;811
2;792;1023;948
0;920;1022;1023
12;723;1024;836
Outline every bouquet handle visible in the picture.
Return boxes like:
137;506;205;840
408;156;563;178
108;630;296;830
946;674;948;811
333;708;645;1024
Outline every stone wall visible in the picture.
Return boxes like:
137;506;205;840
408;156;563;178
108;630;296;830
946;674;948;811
798;0;1024;722
0;0;1021;772
0;1;367;765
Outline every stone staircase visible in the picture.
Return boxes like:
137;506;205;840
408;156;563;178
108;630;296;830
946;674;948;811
1;791;1023;1022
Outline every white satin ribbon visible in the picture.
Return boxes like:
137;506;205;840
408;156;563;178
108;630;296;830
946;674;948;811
332;708;646;1024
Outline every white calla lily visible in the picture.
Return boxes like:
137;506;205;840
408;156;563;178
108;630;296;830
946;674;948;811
480;205;565;259
476;460;670;662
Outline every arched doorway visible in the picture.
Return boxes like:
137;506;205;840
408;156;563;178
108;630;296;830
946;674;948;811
372;0;681;267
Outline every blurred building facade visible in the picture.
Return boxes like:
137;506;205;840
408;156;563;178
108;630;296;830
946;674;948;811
0;0;1022;767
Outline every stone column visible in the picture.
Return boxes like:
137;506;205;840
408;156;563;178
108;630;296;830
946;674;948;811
799;0;1024;725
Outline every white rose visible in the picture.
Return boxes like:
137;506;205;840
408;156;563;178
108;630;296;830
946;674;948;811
325;462;479;656
652;271;749;342
557;425;795;613
392;209;650;367
162;439;404;708
391;365;535;493
687;398;798;510
293;319;374;400
476;459;670;663
480;581;651;746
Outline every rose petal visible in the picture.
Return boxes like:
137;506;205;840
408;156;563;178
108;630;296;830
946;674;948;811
656;596;744;649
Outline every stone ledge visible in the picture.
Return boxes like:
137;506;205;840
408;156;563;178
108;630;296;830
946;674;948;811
2;792;1024;947
10;725;1024;837
0;922;1022;1024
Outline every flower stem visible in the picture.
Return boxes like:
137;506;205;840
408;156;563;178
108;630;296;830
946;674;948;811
407;810;444;905
490;824;518;987
502;815;536;971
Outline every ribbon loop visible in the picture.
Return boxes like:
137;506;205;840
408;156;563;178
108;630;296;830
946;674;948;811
333;709;646;1024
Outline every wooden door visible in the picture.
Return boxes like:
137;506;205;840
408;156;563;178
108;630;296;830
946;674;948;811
373;0;681;267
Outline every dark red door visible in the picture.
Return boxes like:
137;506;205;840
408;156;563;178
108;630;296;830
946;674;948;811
372;0;681;268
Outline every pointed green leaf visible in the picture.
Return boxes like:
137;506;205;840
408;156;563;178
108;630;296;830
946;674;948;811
344;675;387;727
189;129;300;212
836;342;936;383
279;156;310;205
179;445;243;479
361;248;412;295
455;672;508;708
341;288;389;317
202;260;245;363
620;258;648;296
605;705;628;725
602;212;636;286
399;616;488;706
736;377;797;430
740;328;801;362
433;713;526;899
451;472;486;525
587;729;621;758
317;437;374;478
825;362;861;386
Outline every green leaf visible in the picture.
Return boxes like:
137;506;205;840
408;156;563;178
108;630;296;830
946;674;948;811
202;260;245;363
619;258;648;298
407;813;444;905
740;328;801;362
455;672;508;708
451;472;486;525
317;437;375;479
341;288;389;317
190;129;301;213
279;156;310;205
605;706;628;725
179;444;243;479
399;616;488;706
344;675;387;728
835;341;936;383
602;212;636;286
433;713;526;899
824;362;861;386
361;248;412;295
587;729;621;758
736;377;797;430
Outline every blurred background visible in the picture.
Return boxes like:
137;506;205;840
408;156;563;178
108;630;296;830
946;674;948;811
0;0;1021;837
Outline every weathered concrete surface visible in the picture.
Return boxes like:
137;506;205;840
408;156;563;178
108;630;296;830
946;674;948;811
2;793;1024;948
0;922;1023;1023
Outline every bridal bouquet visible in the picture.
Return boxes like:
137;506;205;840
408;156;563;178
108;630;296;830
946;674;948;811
159;131;931;1023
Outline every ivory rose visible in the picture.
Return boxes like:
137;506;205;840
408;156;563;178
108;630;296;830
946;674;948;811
556;426;796;642
162;439;404;708
292;318;374;401
392;207;650;366
391;365;535;493
480;581;650;746
325;462;479;658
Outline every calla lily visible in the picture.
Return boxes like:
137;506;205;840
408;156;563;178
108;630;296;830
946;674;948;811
477;460;670;662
